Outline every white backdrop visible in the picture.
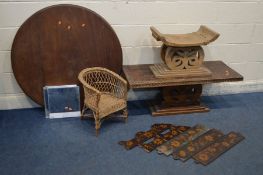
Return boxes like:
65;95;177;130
1;0;263;109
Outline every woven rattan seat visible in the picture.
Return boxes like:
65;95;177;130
85;93;126;119
78;67;128;136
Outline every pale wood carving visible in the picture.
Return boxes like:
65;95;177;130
150;25;220;47
164;46;204;70
150;25;220;78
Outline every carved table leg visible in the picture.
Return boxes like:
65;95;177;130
151;84;209;116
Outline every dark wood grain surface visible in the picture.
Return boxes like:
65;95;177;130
11;4;122;105
123;61;243;88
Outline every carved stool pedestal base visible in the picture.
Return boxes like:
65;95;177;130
151;84;210;116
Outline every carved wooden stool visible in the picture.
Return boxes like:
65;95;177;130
146;26;220;115
150;25;220;78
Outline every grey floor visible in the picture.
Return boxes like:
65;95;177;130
0;92;263;175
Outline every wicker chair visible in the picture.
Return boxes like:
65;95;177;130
78;67;128;136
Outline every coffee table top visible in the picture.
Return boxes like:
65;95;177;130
123;61;243;88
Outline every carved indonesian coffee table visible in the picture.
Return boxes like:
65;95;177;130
123;61;243;116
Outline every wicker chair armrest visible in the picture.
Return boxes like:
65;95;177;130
78;74;100;94
103;68;127;87
95;67;128;99
78;73;101;109
111;79;127;100
114;75;127;87
78;68;100;94
84;88;101;110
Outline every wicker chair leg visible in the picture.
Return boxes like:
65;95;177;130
123;108;128;123
81;108;85;120
95;115;100;137
81;104;88;120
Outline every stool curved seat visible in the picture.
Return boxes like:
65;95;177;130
150;25;219;47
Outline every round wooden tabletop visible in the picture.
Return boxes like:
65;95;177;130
11;4;123;105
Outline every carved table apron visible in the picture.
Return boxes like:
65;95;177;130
123;61;243;116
